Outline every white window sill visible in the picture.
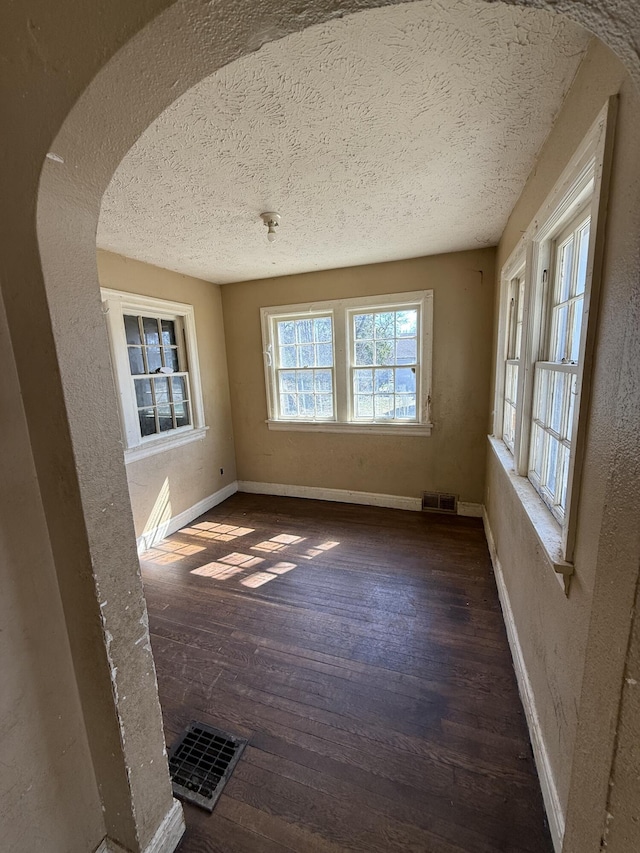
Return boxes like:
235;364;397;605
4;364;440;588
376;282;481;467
488;435;573;594
124;426;209;464
266;420;433;437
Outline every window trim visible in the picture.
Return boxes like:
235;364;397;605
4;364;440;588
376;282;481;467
101;288;207;463
261;290;433;436
491;97;616;582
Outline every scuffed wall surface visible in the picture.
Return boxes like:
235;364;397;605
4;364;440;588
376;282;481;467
97;251;237;537
486;36;640;843
222;248;494;503
98;1;588;285
0;293;105;853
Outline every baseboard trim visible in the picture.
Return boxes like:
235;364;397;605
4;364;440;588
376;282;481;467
457;501;483;517
137;482;238;552
482;509;565;853
238;481;422;511
94;799;185;853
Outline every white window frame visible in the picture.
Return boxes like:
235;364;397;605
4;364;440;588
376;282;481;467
491;98;616;588
102;288;207;463
261;290;433;436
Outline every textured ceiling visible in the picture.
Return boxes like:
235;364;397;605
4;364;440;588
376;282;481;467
97;1;589;284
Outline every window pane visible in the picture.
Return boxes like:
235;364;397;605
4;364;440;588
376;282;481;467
277;320;295;345
147;347;162;373
295;319;314;344
395;394;416;418
559;443;569;511
124;315;141;345
316;343;333;367
374;341;395;365
174;402;190;428
134;378;153;408
128;347;145;375
158;405;173;432
374;395;394;419
316;394;333;418
354;314;374;340
530;423;544;479
355;341;374;366
396;367;416;395
569;298;584;363
576;222;590;296
558;238;574;303
161;319;176;346
314;370;332;393
550;372;566;434
164;347;179;372
314;317;332;343
298;345;314;367
279;371;296;393
374;369;394;393
154;376;170;404
171;375;187;401
374;312;395;339
138;408;157;437
396;310;417;337
279;346;296;368
280;393;298;418
296;371;313;392
354;395;373;418
299;393;315;417
396;338;417;365
354;369;373;393
143;317;161;346
552;305;569;361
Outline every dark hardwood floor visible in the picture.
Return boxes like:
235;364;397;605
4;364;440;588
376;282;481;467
140;493;553;853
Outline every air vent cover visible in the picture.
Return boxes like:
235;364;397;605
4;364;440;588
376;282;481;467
168;721;247;812
422;491;458;514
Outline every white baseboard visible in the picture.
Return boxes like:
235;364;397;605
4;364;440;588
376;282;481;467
137;481;238;552
483;509;564;853
238;480;422;511
95;798;185;853
457;501;483;517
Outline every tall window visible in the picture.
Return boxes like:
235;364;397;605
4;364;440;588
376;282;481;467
261;291;433;435
529;210;590;521
492;98;614;566
102;289;206;461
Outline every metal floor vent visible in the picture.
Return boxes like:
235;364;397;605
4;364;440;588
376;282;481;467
422;491;458;514
168;721;247;812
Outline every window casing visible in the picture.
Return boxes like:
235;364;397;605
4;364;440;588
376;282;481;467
261;291;433;436
492;98;615;573
102;289;206;462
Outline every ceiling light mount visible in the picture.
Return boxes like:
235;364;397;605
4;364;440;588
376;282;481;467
260;211;281;243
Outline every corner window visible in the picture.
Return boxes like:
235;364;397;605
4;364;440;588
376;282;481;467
102;289;206;462
261;291;433;436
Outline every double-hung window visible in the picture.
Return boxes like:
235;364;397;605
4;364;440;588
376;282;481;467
492;98;614;576
261;291;432;435
102;289;207;462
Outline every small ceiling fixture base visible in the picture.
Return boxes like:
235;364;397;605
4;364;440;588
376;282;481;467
260;212;281;242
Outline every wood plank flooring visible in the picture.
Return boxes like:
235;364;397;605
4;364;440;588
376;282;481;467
140;493;553;853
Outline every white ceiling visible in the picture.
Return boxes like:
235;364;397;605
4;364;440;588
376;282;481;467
97;1;589;284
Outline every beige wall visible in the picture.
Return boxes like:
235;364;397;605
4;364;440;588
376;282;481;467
486;36;640;849
0;292;105;852
98;251;237;538
222;249;495;504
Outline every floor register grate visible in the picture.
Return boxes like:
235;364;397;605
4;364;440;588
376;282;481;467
168;721;247;812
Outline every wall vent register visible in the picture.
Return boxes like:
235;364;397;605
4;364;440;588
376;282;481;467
422;491;458;513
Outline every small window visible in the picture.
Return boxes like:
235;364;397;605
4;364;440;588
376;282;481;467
502;268;526;453
102;290;206;461
261;291;433;435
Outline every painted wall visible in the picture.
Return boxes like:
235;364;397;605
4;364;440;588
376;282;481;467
222;249;495;504
98;251;237;539
0;292;105;852
485;36;640;849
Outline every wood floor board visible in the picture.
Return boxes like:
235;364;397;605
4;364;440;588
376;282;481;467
141;493;553;853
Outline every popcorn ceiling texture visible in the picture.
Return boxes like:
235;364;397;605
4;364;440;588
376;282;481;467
98;0;589;284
